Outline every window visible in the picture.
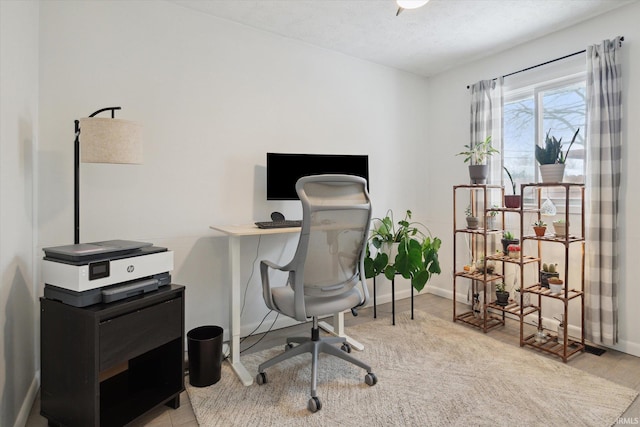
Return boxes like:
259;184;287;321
503;74;586;206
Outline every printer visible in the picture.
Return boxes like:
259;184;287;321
42;239;174;307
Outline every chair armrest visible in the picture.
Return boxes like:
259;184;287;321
260;260;288;311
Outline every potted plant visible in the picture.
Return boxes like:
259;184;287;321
532;219;547;237
465;206;479;230
364;210;442;292
495;282;510;306
486;207;499;230
475;256;495;274
553;219;568;237
503;166;521;208
457;135;499;184
535;128;580;183
507;244;521;259
539;262;559;288
548;277;564;294
501;230;519;255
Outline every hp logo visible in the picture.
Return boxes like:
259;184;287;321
127;265;135;273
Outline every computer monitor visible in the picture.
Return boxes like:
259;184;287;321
266;153;369;200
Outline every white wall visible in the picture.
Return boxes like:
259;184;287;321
0;1;40;426
424;1;640;356
38;0;429;341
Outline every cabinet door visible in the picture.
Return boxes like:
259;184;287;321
40;300;99;426
99;297;182;371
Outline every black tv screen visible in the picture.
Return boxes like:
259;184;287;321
266;153;369;200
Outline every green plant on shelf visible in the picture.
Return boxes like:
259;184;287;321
535;128;580;165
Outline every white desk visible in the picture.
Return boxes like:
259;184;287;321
209;223;364;386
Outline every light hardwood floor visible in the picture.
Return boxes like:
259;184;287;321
27;293;640;426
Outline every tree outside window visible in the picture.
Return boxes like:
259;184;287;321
503;76;586;206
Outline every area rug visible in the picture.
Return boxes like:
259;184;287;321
186;311;638;426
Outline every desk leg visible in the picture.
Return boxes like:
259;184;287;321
227;236;253;386
318;313;364;351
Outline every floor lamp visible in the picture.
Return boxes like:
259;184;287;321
74;107;142;244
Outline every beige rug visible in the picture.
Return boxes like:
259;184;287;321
186;311;638;426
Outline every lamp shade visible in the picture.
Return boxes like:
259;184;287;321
79;117;142;164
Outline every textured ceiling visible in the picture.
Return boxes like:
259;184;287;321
170;0;634;77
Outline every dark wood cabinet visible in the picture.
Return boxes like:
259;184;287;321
40;285;185;426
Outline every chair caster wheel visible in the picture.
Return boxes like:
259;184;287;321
308;396;322;412
285;343;295;351
256;372;267;385
341;343;351;353
365;372;377;386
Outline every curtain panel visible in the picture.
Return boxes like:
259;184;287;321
585;37;623;346
469;78;503;186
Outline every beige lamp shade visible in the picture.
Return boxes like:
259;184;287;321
79;117;143;164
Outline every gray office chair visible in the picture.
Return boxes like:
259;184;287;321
255;174;377;412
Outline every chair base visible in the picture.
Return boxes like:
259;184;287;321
256;318;376;412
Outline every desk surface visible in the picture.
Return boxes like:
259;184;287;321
210;224;301;237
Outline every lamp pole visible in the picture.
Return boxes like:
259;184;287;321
74;106;121;244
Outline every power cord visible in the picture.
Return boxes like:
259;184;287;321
221;310;280;360
240;235;262;317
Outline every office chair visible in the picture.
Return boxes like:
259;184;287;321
255;174;377;412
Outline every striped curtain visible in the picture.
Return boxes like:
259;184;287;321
585;37;623;346
470;78;503;185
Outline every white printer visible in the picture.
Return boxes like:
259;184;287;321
42;239;174;307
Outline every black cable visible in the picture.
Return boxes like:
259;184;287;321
240;312;280;354
222;309;276;360
240;234;262;316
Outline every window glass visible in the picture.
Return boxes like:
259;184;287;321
503;76;585;208
541;81;586;183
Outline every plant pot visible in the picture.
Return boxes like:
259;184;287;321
539;270;559;288
553;221;568;237
475;259;495;274
539;164;566;183
504;195;521;209
533;226;547;237
383;242;400;264
549;283;563;294
466;216;479;229
495;290;510;306
485;216;498;230
508;250;521;259
468;165;489;184
501;238;519;255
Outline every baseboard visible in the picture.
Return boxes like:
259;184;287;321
14;372;39;427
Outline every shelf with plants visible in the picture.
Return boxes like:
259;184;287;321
519;182;585;362
453;180;544;339
453;184;518;333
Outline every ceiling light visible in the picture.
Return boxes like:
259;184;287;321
397;0;430;9
396;0;429;16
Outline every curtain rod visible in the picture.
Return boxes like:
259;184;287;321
466;36;624;89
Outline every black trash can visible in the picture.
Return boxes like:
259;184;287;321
187;325;224;387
